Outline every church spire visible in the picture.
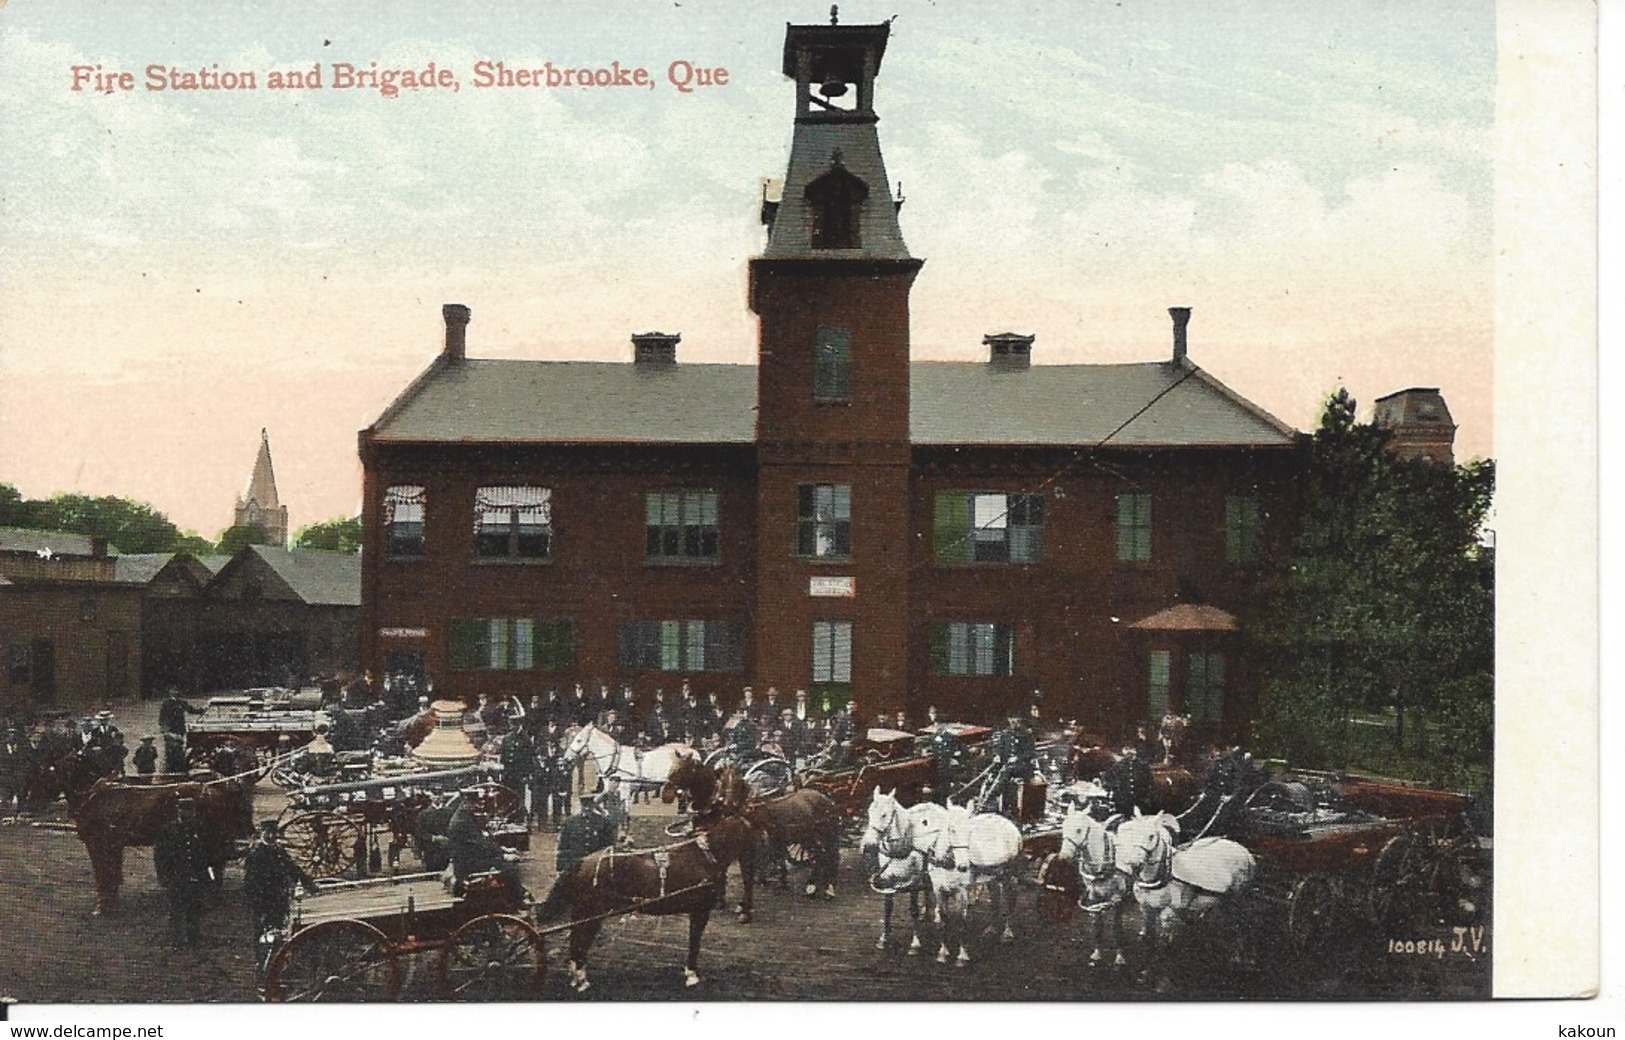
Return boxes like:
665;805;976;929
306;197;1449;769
234;428;289;547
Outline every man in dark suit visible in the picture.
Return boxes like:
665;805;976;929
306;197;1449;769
154;799;212;948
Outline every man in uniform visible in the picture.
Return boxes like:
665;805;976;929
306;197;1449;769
644;691;672;747
132;735;159;777
738;687;760;731
153;799;212;948
555;791;618;874
499;720;538;829
536;720;572;830
1158;709;1190;766
158;690;204;774
1103;743;1154;819
444;795;522;896
242;819;315;976
990;712;1039;819
595;683;616;729
86;712;127;777
0;727;28;818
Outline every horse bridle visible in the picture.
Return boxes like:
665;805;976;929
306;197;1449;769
1127;827;1174;891
868;799;913;861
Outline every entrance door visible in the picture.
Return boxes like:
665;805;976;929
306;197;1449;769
30;639;55;704
106;631;130;701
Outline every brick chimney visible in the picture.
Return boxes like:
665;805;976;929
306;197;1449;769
1169;307;1191;365
984;332;1034;370
632;332;680;367
442;304;470;361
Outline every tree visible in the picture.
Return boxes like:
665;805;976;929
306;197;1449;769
217;522;272;554
0;485;211;555
294;516;363;553
1251;389;1494;789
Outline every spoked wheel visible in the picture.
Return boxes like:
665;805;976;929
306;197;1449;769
437;913;547;1001
1286;875;1340;956
463;782;524;827
279;812;363;879
265;920;400;1002
744;757;793;796
1370;832;1432;931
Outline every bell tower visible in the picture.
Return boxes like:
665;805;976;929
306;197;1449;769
749;11;921;719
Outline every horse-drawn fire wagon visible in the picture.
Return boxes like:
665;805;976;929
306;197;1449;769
1218;771;1489;954
263;870;544;1001
186;689;330;773
276;764;524;880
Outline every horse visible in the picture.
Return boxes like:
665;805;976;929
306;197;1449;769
563;723;694;817
1071;745;1202;817
924;801;1023;966
860;787;950;957
1042;805;1133;970
1112;811;1255;959
713;761;842;899
25;745;251;914
534;812;761;992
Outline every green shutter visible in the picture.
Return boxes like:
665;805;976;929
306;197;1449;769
934;493;970;562
928;622;949;674
448;619;483;671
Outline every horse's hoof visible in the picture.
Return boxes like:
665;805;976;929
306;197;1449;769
684;970;700;988
876;937;889;951
955;954;971;968
908;936;922;955
935;949;949;965
1000;928;1015;945
737;911;752;925
805;884;818;897
1088;950;1102;966
824;886;836;900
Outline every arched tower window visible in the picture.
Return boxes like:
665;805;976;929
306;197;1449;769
805;162;868;250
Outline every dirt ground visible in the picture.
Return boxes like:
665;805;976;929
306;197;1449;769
0;699;1492;1004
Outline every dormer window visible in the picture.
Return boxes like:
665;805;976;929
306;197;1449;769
805;163;867;250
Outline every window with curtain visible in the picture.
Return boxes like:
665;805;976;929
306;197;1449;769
474;486;552;559
384;485;426;557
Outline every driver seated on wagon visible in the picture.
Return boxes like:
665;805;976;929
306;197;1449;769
443;794;524;899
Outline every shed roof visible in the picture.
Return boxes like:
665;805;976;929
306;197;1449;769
369;358;1295;449
0;527;104;557
112;553;175;585
241;546;361;607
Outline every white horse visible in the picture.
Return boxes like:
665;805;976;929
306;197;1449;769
1112;811;1255;952
924;801;1023;966
1053;806;1132;969
562;723;695;815
860;788;948;957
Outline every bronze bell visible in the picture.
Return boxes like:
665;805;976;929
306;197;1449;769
412;699;481;768
819;76;848;99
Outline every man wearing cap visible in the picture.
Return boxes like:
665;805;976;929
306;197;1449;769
159;689;204;774
133;736;159;777
499;720;537;829
154;799;212;948
86;712;127;777
1103;743;1154;818
243;819;315;976
990;712;1039;818
0;726;29;818
536;720;572;830
555;789;618;874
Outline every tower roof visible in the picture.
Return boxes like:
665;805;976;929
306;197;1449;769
241;428;282;510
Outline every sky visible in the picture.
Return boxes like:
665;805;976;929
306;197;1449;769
0;0;1497;539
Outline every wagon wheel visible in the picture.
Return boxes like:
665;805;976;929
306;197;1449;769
279;812;364;879
1034;854;1077;923
265;920;400;1002
1285;875;1340;956
744;757;793;796
1370;832;1433;931
463;782;523;827
437;913;547;1001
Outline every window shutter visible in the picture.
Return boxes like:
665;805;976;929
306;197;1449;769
934;493;969;562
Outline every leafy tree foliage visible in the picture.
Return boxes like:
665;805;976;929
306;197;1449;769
0;483;212;555
216;522;272;554
1251;390;1494;789
294;516;362;553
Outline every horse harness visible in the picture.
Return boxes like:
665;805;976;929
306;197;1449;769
591;833;719;900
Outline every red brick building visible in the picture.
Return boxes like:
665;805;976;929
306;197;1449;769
358;18;1299;741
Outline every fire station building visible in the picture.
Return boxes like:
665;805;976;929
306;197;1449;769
358;18;1299;741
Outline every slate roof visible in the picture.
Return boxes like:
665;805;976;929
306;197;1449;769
0;527;104;557
112;553;175;585
369;357;1295;449
244;546;361;607
765;121;911;261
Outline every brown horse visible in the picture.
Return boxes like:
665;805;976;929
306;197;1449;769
1070;745;1201;817
534;813;761;991
26;746;251;914
711;761;842;899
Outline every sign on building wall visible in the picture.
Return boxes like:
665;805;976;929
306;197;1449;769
808;576;855;598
